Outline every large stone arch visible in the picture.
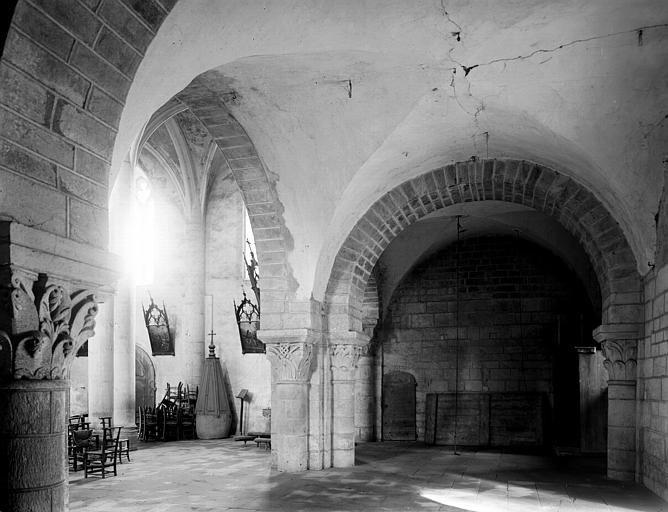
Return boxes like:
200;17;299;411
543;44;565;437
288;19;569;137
324;157;643;481
325;158;641;334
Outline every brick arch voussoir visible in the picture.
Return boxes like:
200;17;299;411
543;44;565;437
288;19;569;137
176;77;293;304
325;158;639;332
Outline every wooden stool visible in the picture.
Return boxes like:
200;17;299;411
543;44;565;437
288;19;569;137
254;437;271;450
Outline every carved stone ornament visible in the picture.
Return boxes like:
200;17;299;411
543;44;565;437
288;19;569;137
266;342;314;382
330;344;363;380
600;339;637;381
0;279;97;380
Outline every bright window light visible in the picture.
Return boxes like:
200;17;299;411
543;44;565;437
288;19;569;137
130;173;155;286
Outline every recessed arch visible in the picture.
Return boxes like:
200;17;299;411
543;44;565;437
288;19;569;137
173;74;298;317
324;158;642;333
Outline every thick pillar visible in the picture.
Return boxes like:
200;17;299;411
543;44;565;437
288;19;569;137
88;297;114;428
355;344;375;442
330;340;364;467
0;265;98;512
182;220;206;387
575;347;607;453
0;379;69;511
110;157;136;431
595;325;639;481
265;335;315;472
113;286;136;431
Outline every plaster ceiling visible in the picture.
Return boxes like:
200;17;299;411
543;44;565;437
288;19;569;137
114;0;668;301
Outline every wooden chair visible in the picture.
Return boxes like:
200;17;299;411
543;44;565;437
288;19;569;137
68;428;98;471
100;416;130;460
84;426;121;478
160;407;178;441
178;408;195;440
142;407;159;441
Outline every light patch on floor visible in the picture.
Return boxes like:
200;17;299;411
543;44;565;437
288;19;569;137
69;440;668;512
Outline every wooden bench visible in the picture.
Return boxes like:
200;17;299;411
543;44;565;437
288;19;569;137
234;435;255;446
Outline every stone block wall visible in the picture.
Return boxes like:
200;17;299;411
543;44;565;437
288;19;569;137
0;0;173;250
381;235;596;443
639;265;668;500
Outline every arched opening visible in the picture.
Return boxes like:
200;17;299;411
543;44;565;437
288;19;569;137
135;346;156;411
328;158;642;478
379;234;600;451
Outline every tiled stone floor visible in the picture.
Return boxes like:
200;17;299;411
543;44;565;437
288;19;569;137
69;440;668;512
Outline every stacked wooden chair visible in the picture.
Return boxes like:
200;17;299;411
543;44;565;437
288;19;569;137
138;382;198;441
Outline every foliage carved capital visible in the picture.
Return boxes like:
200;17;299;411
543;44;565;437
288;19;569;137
600;339;637;381
0;277;97;381
330;343;363;380
266;342;315;383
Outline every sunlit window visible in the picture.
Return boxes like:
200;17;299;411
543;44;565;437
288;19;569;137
243;205;258;282
131;172;155;285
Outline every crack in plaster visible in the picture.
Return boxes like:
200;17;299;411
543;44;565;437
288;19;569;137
444;21;668;154
468;22;668;74
439;0;463;41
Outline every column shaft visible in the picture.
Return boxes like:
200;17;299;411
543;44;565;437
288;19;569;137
607;380;637;480
88;299;114;428
332;378;356;466
113;285;136;428
273;381;310;471
0;380;69;512
354;353;375;442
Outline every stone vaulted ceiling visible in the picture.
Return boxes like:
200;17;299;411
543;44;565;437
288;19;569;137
115;0;668;302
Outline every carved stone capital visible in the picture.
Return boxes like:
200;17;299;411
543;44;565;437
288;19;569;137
0;276;98;381
600;339;637;381
266;342;315;383
330;343;363;380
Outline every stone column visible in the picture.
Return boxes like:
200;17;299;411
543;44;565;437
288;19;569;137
331;342;364;466
182;220;206;388
110;156;136;431
113;286;136;432
266;337;315;472
0;271;98;512
88;297;114;428
355;343;375;442
595;325;639;481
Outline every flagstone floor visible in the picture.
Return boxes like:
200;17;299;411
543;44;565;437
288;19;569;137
69;439;668;512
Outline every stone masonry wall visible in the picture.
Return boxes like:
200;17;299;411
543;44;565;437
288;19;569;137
381;235;597;443
0;0;174;249
639;265;668;501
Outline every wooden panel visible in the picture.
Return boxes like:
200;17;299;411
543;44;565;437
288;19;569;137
425;392;545;447
382;371;416;441
426;393;490;445
489;393;543;446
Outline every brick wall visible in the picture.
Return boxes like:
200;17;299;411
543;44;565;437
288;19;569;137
381;235;598;443
0;0;174;249
639;266;668;501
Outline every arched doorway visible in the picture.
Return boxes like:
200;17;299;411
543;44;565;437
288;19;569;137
135;346;156;411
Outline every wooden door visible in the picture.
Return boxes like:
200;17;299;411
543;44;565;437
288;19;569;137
135;346;156;410
382;371;416;441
